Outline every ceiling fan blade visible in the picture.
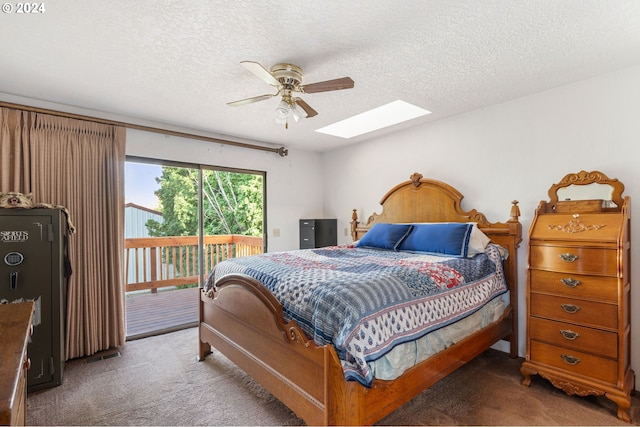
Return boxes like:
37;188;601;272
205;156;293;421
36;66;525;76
300;77;354;94
293;98;318;118
240;61;280;87
227;93;276;107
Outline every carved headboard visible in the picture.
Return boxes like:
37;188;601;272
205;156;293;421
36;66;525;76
351;172;521;243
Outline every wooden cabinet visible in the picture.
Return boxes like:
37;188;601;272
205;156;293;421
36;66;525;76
521;171;634;422
0;302;34;426
299;219;337;249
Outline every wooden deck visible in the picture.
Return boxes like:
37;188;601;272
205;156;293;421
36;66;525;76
125;287;199;340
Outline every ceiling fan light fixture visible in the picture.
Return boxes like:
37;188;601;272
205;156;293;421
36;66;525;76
229;61;354;124
290;102;307;122
274;100;290;120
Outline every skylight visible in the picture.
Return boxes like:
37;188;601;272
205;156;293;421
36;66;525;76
315;100;431;139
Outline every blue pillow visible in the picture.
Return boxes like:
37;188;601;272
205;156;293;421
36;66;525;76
397;223;474;257
356;223;413;251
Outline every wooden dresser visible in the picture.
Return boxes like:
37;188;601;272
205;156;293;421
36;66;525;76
0;302;34;426
521;171;634;422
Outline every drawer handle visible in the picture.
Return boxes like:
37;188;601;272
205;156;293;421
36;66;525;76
561;278;581;288
561;354;581;366
559;253;579;262
560;329;580;340
560;303;580;314
24;357;31;370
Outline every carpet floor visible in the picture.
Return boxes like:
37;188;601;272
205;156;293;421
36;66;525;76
27;327;639;426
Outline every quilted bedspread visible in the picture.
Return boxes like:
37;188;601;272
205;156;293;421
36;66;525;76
205;243;507;386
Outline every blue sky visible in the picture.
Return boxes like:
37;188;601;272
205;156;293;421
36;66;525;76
125;162;161;209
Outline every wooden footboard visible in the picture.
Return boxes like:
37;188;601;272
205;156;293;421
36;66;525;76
199;273;514;426
198;274;346;425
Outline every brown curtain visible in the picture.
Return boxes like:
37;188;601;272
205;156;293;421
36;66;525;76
0;107;126;359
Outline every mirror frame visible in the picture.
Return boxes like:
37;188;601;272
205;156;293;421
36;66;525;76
548;170;625;209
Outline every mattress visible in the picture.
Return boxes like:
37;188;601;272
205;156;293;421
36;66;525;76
368;291;508;380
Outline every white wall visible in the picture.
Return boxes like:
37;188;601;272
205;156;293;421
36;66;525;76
321;65;640;372
125;130;324;253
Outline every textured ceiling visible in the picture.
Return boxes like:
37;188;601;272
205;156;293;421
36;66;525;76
1;1;640;152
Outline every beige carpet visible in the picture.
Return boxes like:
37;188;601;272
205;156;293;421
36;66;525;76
27;327;639;426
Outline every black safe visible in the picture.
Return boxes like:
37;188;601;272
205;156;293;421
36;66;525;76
0;208;67;392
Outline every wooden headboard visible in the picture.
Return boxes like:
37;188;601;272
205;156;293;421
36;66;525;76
350;172;523;354
351;172;521;241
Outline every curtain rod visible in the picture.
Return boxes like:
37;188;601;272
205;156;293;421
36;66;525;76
0;101;289;157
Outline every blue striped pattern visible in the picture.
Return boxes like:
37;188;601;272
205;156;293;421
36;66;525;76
206;244;507;386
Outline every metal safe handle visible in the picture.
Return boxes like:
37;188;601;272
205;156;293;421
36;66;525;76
10;271;18;289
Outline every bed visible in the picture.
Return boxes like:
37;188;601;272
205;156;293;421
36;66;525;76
198;172;522;425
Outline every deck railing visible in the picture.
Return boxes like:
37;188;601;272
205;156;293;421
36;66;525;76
124;234;263;292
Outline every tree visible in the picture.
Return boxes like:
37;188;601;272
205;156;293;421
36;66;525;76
146;167;263;237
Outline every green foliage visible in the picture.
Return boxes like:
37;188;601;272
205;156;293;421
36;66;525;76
146;167;263;238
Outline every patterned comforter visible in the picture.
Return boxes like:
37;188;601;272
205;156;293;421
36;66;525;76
204;243;507;386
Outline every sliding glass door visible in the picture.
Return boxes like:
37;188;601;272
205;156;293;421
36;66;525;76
124;158;265;339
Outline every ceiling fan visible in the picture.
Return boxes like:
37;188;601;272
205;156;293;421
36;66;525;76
227;61;354;127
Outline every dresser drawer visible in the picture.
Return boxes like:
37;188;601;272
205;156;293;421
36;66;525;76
529;245;617;276
529;212;622;242
529;317;617;359
529;270;618;303
530;341;617;384
530;293;617;329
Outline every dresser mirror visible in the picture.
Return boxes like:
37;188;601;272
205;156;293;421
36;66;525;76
556;183;616;207
547;170;625;212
